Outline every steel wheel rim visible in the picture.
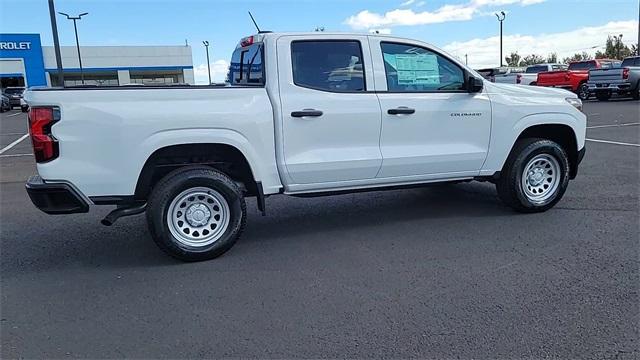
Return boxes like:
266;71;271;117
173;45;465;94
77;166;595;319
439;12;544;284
167;187;230;247
521;154;561;204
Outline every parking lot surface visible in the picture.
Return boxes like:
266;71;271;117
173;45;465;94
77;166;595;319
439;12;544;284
1;100;638;358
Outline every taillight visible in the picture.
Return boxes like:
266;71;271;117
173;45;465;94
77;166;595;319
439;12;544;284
516;74;522;84
28;107;60;163
623;68;629;79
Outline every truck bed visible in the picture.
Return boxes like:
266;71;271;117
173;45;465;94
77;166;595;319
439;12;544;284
25;86;281;197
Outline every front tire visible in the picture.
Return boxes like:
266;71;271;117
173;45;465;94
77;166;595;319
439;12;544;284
146;167;246;262
577;83;590;100
496;138;570;213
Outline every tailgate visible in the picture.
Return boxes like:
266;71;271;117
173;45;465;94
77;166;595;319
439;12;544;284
588;68;624;83
537;71;569;85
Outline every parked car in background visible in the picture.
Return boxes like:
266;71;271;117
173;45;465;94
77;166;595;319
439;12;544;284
537;59;620;100
2;87;26;109
20;97;28;112
517;64;568;85
476;67;524;84
0;94;10;113
587;56;640;101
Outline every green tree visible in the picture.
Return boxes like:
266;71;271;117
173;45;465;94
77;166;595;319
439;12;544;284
563;52;593;64
504;52;521;67
597;35;632;59
520;54;546;66
546;53;558;63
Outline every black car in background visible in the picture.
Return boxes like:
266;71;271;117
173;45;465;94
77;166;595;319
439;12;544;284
2;87;25;109
0;94;10;113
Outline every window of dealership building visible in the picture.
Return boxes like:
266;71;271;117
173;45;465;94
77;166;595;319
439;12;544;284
1;33;195;88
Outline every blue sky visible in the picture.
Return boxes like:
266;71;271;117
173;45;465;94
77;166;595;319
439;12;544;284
1;0;638;83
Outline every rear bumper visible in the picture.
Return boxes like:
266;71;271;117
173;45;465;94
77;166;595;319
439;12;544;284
587;81;631;92
25;175;90;214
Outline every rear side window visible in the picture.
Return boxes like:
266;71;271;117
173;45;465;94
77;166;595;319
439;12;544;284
568;61;597;70
291;41;365;92
622;57;640;67
227;43;264;86
381;42;465;92
526;65;547;73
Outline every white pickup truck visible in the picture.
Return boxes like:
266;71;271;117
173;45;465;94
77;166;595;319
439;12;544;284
24;32;587;261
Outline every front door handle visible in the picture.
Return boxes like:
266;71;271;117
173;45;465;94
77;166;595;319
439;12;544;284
387;107;415;115
291;109;323;118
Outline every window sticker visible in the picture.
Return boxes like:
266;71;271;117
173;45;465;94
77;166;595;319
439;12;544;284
387;53;440;85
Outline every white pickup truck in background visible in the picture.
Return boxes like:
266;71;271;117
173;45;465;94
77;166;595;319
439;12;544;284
24;32;587;261
517;63;568;85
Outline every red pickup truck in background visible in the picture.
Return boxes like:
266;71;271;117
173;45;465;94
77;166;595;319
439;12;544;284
537;59;620;100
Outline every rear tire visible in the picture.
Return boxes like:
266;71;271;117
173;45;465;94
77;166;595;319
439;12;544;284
596;91;611;101
633;85;640;100
496;138;570;213
146;167;246;262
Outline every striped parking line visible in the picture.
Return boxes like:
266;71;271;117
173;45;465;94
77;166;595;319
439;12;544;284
587;122;640;129
6;112;23;118
0;153;32;158
0;134;29;155
586;138;640;147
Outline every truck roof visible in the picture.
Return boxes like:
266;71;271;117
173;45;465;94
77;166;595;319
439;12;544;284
251;31;439;46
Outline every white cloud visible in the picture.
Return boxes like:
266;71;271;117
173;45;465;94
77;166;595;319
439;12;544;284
441;20;638;68
193;59;229;84
416;1;426;6
345;0;545;30
401;0;415;6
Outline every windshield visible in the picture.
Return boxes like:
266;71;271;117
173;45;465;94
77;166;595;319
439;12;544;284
227;43;264;86
3;88;24;95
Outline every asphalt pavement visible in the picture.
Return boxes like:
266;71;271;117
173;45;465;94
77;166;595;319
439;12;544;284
0;99;638;359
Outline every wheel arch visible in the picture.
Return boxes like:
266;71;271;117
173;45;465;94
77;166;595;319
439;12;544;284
134;143;259;201
506;122;580;179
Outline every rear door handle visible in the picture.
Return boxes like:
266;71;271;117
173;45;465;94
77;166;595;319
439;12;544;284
387;107;415;115
291;109;323;118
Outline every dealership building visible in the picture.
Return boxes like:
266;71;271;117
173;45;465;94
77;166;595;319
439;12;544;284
0;33;195;88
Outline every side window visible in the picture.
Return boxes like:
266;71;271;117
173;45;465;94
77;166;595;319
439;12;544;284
381;42;465;92
291;41;365;92
227;43;264;86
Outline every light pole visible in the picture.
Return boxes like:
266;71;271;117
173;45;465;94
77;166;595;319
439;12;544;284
48;0;64;86
203;41;211;85
613;34;623;59
58;12;88;84
495;11;506;67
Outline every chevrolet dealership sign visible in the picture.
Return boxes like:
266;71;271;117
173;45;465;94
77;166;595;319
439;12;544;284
0;34;46;86
0;41;32;50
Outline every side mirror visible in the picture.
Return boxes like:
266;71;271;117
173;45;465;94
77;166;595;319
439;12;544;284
467;76;484;93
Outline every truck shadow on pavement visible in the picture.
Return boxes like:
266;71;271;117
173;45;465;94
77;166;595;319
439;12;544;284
2;182;514;272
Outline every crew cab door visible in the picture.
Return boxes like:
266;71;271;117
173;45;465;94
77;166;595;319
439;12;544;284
370;39;492;179
276;35;382;185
